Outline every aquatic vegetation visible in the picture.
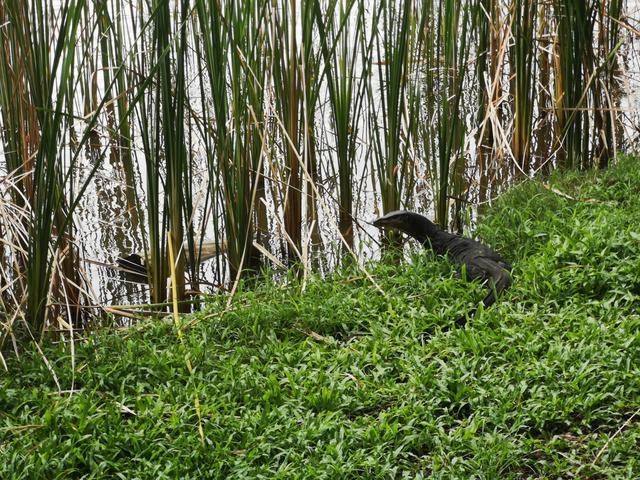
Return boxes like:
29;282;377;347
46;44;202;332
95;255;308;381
0;0;633;342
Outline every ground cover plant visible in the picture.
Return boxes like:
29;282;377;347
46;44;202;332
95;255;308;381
1;157;640;478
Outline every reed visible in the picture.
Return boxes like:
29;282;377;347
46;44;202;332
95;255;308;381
98;0;140;233
554;0;593;169
315;0;370;251
511;0;536;174
269;1;304;265
0;0;119;337
534;0;553;174
193;0;229;285
594;0;624;168
473;0;502;206
195;0;267;280
369;0;415;245
429;0;473;229
161;0;191;310
126;1;168;306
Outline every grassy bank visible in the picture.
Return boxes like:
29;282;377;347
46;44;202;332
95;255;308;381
2;158;640;478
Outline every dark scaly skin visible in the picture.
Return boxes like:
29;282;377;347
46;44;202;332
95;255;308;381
428;229;512;309
373;210;512;318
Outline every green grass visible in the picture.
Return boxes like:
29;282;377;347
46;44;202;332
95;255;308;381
2;157;640;478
